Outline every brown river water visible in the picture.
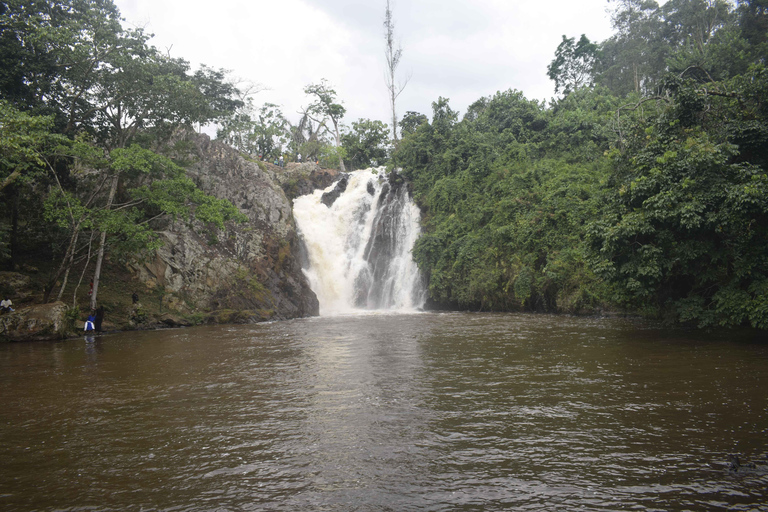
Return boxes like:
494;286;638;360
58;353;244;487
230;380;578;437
1;312;767;511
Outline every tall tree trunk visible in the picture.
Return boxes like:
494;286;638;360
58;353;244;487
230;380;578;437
9;185;19;270
56;230;80;301
634;62;639;94
333;121;346;172
43;222;82;303
90;174;118;310
390;85;398;145
384;0;406;145
74;233;95;308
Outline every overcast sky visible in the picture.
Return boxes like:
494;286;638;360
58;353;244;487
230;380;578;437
114;0;620;129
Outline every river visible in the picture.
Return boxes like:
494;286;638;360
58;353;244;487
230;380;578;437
1;312;766;511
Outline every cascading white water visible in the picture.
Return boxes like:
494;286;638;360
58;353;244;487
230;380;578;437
293;168;426;315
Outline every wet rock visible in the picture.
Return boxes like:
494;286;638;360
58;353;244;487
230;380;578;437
321;174;349;207
128;129;319;322
272;163;340;200
0;301;71;341
727;454;768;475
158;313;193;327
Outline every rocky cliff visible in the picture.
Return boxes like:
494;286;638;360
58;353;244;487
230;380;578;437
130;130;325;324
0;130;336;341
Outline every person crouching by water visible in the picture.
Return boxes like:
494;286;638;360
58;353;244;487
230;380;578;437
84;312;95;333
1;298;14;313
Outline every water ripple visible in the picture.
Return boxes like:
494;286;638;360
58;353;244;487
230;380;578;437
1;314;767;510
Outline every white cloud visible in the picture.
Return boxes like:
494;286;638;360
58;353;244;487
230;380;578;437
114;0;619;128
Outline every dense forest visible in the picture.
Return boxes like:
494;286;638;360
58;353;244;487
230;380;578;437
1;0;767;328
0;0;249;312
395;0;768;328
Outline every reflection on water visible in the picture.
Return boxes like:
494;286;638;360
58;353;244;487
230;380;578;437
1;313;767;511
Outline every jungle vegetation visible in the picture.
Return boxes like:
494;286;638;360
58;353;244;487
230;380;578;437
2;0;767;328
0;0;246;308
394;0;768;328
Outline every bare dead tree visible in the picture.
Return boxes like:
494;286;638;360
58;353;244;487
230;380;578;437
384;0;410;144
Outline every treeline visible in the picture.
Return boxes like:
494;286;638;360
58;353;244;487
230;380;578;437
0;0;392;313
2;0;767;328
393;0;768;328
0;0;248;308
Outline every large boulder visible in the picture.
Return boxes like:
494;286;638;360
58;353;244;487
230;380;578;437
0;302;71;342
129;130;319;322
321;174;349;207
270;162;341;200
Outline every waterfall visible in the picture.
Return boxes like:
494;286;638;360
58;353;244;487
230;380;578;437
293;168;426;315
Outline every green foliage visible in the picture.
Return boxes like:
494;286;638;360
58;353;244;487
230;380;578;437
398;0;767;329
0;0;246;300
317;144;347;169
589;65;768;327
304;80;346;124
304;79;347;169
399;111;428;137
64;304;81;331
0;101;66;190
341;118;390;170
596;0;666;95
217;102;290;160
397;92;609;313
547;34;598;95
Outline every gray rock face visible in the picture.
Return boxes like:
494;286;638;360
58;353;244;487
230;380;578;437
130;130;319;322
270;162;340;201
321;174;349;207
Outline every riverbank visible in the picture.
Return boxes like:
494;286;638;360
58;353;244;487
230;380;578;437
1;137;345;342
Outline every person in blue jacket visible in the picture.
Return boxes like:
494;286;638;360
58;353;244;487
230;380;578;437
84;313;95;332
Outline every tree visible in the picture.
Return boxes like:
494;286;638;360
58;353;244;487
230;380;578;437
738;0;768;48
394;91;606;313
384;0;409;144
0;0;68;117
0;102;63;192
288;111;325;161
547;34;598;95
399;111;428;137
40;140;245;305
341;118;390;170
0;0;245;308
660;0;732;54
82;47;240;308
0;101;68;268
217;101;289;159
596;0;664;95
251;104;290;160
304;79;347;171
588;65;768;327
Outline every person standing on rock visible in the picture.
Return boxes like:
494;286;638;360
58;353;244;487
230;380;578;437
95;305;105;332
279;155;284;167
297;153;302;163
